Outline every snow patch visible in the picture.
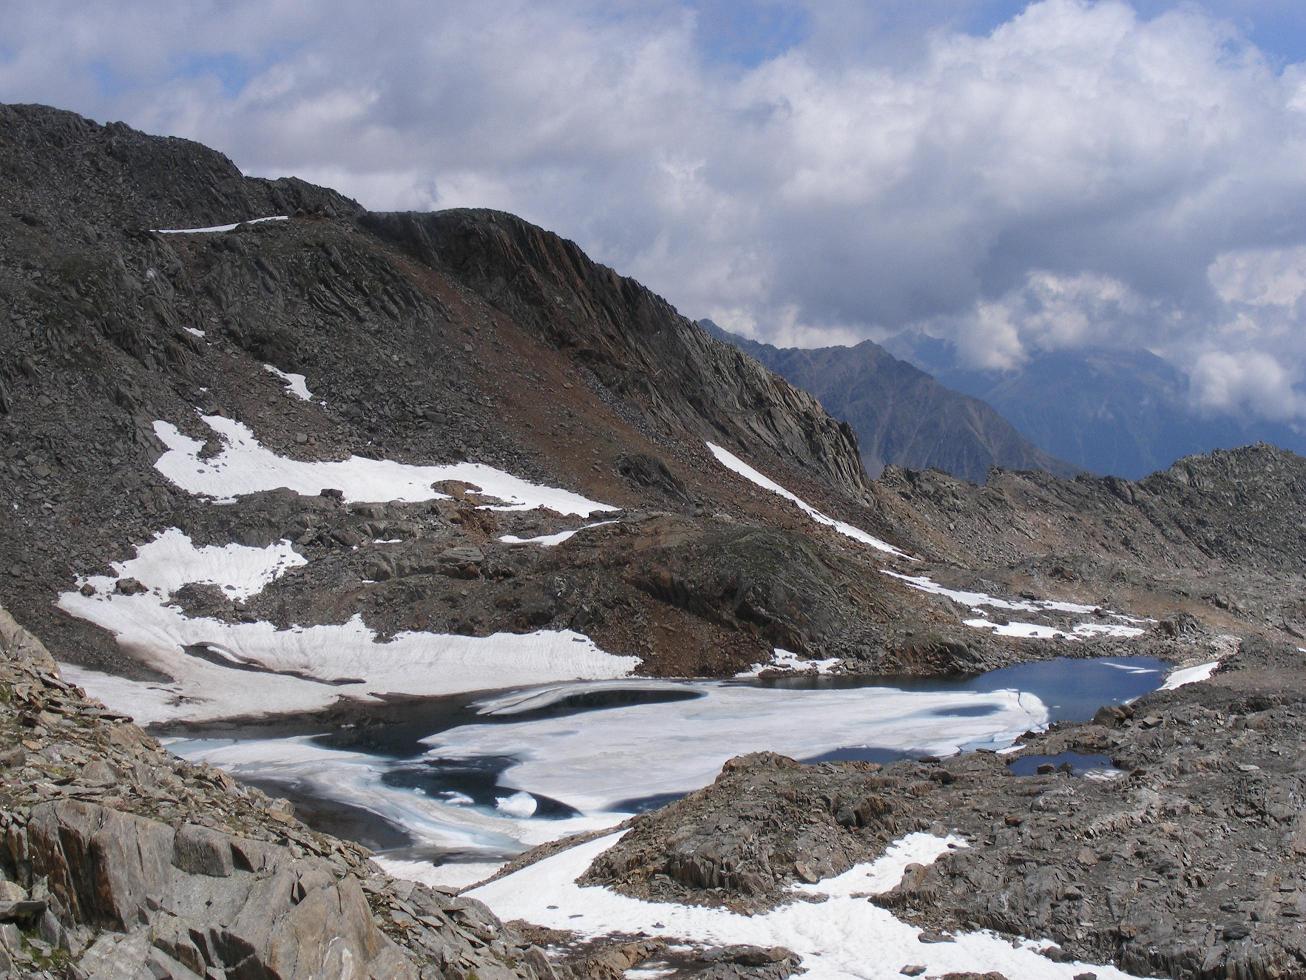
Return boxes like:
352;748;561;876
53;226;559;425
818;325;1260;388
375;857;504;891
183;327;206;338
499;520;619;547
468;831;1142;980
154;215;288;234
170;735;625;860
890;572;1147;642
963;619;1146;641
706;443;913;559
153;415;615;515
883;571;1095;614
1161;660;1220;690
735;648;842;678
262;364;313;401
58;531;639;725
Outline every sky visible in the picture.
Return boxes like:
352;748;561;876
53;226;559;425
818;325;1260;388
5;0;1306;423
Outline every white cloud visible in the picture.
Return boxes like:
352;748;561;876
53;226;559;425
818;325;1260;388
1189;349;1306;420
6;0;1306;419
1208;245;1306;309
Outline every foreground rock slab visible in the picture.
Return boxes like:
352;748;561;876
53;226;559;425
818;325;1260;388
0;606;548;979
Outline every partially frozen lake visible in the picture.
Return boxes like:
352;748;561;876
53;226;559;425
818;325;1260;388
166;656;1165;886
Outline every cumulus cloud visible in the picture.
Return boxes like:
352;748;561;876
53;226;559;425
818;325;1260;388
1189;350;1306;420
4;0;1306;420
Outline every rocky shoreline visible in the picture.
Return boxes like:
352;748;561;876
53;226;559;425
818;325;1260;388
576;633;1306;978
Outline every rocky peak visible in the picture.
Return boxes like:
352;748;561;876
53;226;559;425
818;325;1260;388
362;208;869;500
0;103;361;237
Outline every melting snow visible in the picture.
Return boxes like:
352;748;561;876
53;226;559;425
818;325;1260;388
171;734;624;861
466;831;1142;980
373;857;504;891
963;619;1146;641
706;442;914;559
262;364;314;401
58;531;639;725
154;215;288;234
153;415;615;515
495;792;538;818
888;571;1147;642
499;520;619;547
1160;660;1220;690
883;571;1096;614
735;647;842;677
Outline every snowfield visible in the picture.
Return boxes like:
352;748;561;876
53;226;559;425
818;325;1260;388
153;215;288;234
466;831;1143;980
153;414;616;514
1161;660;1221;690
734;647;842;677
882;570;1098;613
706;442;914;558
58;530;639;725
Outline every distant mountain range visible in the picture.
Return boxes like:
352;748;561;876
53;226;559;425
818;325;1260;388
701;320;1078;482
883;332;1306;479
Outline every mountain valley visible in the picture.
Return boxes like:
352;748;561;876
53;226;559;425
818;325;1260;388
0;105;1304;979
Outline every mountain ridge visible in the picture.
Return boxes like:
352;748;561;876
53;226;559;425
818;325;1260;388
701;319;1079;482
884;331;1306;478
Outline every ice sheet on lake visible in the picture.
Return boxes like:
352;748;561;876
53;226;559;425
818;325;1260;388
706;442;913;559
58;531;639;725
468;831;1143;980
1161;660;1220;690
154;215;288;234
424;680;1048;812
153;414;615;515
499;520;619;547
262;364;314;401
171;735;625;860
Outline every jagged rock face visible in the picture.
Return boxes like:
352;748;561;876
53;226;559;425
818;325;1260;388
362;209;869;500
703;321;1078;483
0;607;550;979
0;103;360;234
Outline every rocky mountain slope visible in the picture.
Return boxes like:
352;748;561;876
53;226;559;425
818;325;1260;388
703;320;1077;482
4;103;1306;979
0;102;925;689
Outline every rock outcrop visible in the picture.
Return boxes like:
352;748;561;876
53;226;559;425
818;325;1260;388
0;607;546;978
583;635;1306;978
363;209;869;500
